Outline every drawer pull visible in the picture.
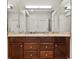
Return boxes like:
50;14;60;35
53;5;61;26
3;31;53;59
20;45;23;48
8;57;11;59
30;46;32;48
45;53;48;56
55;44;58;47
30;54;32;56
45;45;48;48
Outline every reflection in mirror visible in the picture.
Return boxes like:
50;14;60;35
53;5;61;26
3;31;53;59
7;0;71;33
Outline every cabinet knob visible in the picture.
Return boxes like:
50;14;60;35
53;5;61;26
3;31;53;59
8;57;11;59
20;45;23;48
30;46;32;48
30;54;32;56
55;44;58;47
45;45;48;48
45;53;48;56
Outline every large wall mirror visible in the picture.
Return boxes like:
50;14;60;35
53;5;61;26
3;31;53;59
8;0;71;33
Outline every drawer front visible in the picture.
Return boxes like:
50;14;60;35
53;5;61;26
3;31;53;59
24;51;39;58
24;58;39;59
40;58;53;59
8;37;26;43
25;37;40;43
24;43;39;51
54;57;67;59
40;43;53;51
40;37;54;43
54;37;66;44
8;37;16;43
40;51;53;58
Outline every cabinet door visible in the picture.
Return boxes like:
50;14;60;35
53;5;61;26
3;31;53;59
8;44;12;59
8;43;23;59
54;37;69;59
54;43;67;58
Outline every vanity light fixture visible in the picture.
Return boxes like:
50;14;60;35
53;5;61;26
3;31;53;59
8;4;13;9
25;5;52;9
64;6;71;16
65;5;71;10
8;2;10;8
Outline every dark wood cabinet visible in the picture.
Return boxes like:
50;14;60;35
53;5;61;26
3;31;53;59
54;43;67;58
24;51;39;58
8;43;23;59
8;37;70;59
54;37;67;59
24;43;39;51
40;43;54;51
40;51;53;58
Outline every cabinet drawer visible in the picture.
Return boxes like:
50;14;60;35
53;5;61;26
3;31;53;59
8;37;26;43
40;58;53;59
40;37;53;43
25;37;40;43
40;51;53;58
24;43;39;51
40;43;53;51
24;57;39;59
54;37;66;44
8;37;16;43
54;57;67;59
24;51;39;58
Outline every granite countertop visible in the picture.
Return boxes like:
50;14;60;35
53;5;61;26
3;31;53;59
8;32;71;37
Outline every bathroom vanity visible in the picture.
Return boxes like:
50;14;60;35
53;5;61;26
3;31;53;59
8;0;71;59
8;33;70;59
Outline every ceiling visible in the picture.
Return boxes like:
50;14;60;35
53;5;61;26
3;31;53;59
8;0;63;10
